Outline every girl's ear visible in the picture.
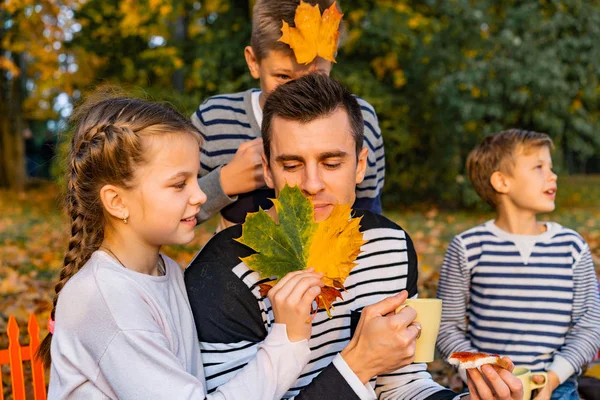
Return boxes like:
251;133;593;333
244;46;261;79
100;184;129;221
490;171;510;194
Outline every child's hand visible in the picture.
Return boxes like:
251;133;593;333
532;371;559;400
464;358;523;400
268;270;324;342
221;138;266;196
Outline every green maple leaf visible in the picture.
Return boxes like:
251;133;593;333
235;185;317;278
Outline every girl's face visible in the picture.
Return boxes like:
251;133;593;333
123;134;206;248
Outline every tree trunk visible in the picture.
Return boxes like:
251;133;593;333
0;53;26;192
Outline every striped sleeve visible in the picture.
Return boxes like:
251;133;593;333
550;245;600;381
356;98;384;214
436;235;478;361
191;104;237;223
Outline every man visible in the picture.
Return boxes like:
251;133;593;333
185;74;523;399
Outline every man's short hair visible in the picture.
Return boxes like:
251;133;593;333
261;73;364;162
251;0;343;61
466;129;554;208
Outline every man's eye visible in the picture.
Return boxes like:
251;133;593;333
283;164;300;171
324;163;341;169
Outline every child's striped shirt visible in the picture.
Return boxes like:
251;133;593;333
436;220;600;384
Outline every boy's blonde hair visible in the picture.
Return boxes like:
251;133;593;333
466;129;554;208
251;0;343;61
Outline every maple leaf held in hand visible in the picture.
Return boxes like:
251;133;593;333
279;1;343;64
236;185;366;318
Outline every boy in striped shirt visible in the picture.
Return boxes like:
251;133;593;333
191;0;385;230
436;130;600;400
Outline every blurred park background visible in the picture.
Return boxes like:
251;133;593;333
1;0;599;393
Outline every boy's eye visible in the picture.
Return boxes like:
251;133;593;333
277;74;291;80
174;181;187;189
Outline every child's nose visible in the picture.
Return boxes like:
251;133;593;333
191;182;207;206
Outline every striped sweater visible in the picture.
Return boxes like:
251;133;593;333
191;89;385;224
436;220;600;384
185;210;460;400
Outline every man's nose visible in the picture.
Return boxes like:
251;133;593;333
300;165;325;196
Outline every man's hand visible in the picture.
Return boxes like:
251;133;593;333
268;270;324;342
532;371;559;400
340;291;421;384
463;357;523;400
220;138;266;196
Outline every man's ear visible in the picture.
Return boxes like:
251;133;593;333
490;171;510;194
355;147;368;185
244;46;261;79
262;152;275;189
100;184;129;221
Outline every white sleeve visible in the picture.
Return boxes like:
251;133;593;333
99;324;311;400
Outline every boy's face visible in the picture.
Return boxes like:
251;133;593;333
245;47;332;99
262;107;368;222
499;145;557;214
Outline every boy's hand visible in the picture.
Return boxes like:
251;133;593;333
532;371;559;400
340;291;420;384
268;269;324;342
464;358;523;400
221;138;266;196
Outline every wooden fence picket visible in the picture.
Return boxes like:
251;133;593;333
0;314;47;400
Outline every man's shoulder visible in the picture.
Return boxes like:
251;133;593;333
186;224;249;276
354;209;405;234
184;225;267;343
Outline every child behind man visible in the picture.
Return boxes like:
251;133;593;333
192;0;385;230
436;129;600;400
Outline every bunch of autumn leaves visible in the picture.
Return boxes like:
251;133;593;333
237;185;366;318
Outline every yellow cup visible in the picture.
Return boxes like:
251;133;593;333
513;367;547;400
397;298;442;363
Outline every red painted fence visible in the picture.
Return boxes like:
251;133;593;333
0;313;47;400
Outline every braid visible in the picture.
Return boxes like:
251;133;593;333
37;137;105;368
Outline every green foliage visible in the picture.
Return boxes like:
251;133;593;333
42;0;600;208
335;0;600;207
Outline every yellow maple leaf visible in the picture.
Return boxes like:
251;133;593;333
307;203;367;287
279;1;343;65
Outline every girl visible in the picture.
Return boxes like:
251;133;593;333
38;96;324;399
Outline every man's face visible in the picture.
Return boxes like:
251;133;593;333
263;108;368;222
246;47;332;99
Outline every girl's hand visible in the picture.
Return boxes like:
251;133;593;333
268;270;324;342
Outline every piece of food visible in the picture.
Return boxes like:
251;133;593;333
448;352;511;370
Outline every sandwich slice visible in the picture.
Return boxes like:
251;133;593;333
448;352;511;370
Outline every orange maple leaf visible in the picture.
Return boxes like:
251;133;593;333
279;1;343;64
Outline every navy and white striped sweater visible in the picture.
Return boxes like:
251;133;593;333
191;89;385;224
185;210;460;400
436;220;600;383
